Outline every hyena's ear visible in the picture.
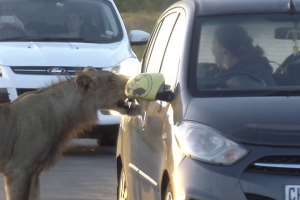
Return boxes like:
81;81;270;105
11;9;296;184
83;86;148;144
107;74;115;85
83;66;97;73
75;74;93;92
107;74;120;89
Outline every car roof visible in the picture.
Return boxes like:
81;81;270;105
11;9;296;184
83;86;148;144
191;0;300;16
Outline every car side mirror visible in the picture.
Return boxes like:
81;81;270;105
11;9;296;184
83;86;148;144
125;73;175;102
129;30;150;46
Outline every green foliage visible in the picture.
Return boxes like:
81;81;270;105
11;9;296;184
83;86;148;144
114;0;179;12
121;12;161;60
116;0;179;59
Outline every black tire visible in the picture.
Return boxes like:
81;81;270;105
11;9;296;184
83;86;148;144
96;139;101;146
96;137;116;147
163;182;174;200
101;136;117;146
117;167;128;200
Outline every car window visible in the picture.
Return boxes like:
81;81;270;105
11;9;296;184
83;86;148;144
145;12;179;73
192;14;300;96
0;0;123;43
141;21;162;72
160;12;185;89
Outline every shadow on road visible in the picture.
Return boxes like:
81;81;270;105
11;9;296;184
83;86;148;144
63;139;116;156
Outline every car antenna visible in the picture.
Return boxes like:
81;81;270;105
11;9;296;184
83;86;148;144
288;0;296;12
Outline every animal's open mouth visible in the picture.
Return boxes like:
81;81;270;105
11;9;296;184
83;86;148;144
117;99;130;109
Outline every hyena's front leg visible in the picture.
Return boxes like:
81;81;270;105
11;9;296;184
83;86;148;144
29;170;42;200
4;168;32;200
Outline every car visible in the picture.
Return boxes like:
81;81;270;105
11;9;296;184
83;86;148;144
0;0;150;146
116;0;300;199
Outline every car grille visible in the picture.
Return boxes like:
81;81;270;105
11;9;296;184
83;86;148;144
245;193;275;200
10;66;102;75
0;88;10;103
16;88;37;96
189;194;275;200
246;155;300;176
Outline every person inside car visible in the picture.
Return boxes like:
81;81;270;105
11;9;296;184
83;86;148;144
59;9;96;39
0;3;25;30
60;10;84;38
200;24;276;87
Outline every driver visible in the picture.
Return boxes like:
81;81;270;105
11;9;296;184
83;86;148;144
0;3;25;30
200;24;276;86
58;9;99;39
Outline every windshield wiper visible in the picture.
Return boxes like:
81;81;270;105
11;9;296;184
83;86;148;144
0;36;85;42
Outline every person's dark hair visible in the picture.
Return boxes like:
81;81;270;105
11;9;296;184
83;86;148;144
214;24;264;58
66;8;84;20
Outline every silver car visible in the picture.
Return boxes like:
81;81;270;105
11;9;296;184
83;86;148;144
116;0;300;199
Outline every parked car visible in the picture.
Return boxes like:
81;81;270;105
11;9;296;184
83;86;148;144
116;0;300;199
0;0;149;146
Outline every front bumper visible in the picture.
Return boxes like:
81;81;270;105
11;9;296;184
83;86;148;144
174;145;300;200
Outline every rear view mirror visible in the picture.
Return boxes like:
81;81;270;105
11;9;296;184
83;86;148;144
274;27;300;40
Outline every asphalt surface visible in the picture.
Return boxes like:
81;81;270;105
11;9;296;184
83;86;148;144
0;139;117;200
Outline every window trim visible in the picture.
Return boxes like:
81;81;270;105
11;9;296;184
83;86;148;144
142;11;179;73
159;11;185;90
188;14;300;98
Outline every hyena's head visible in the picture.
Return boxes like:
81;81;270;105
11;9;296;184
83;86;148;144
75;66;129;112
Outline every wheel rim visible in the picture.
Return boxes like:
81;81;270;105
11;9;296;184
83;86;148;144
166;192;173;200
118;170;128;200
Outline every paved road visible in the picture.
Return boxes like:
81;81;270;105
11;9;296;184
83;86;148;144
0;139;118;200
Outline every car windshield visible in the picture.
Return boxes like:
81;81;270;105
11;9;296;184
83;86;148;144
191;14;300;97
0;0;123;43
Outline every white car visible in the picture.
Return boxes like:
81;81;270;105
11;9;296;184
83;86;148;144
0;0;150;145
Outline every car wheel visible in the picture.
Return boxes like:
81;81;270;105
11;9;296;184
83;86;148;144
163;182;174;200
118;167;128;200
97;139;101;146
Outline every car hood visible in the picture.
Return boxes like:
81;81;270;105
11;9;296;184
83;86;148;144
0;41;133;67
185;96;300;146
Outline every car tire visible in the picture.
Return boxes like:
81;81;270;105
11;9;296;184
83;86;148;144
163;182;174;200
97;139;101;146
117;167;128;200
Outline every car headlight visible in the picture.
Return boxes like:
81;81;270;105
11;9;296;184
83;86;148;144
111;57;141;77
176;122;249;165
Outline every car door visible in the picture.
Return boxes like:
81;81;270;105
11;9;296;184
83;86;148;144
119;16;165;200
137;10;185;199
119;112;141;199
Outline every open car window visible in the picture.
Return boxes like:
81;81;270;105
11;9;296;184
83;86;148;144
192;14;300;96
0;0;123;43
